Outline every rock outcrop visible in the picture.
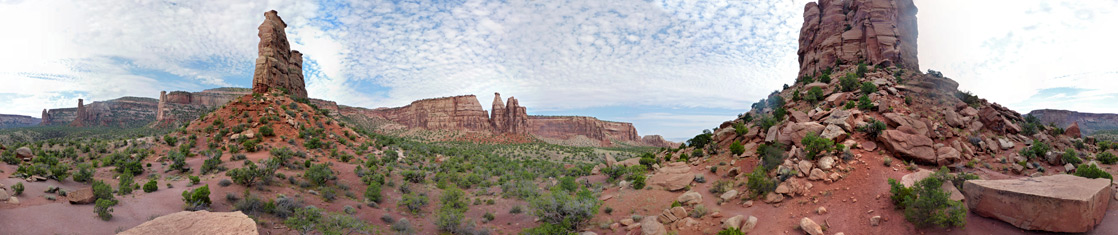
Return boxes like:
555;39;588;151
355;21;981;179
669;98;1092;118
153;88;251;127
641;135;676;148
490;93;529;134
41;97;158;127
251;10;306;98
41;107;77;125
963;174;1111;233
797;0;919;77
1028;109;1118;136
119;211;258;235
528;116;640;143
364;95;493;132
0;114;40;129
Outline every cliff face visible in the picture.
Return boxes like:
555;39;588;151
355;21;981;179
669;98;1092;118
798;0;918;76
490;93;530;135
154;88;251;127
641;135;677;148
364;95;493;132
527;116;640;143
1028;109;1118;136
252;10;307;98
54;97;159;127
0;114;40;129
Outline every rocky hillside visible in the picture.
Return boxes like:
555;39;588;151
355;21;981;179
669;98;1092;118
1028;109;1118;136
0;114;40;129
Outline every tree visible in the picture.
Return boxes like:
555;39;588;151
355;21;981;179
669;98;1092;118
118;171;135;195
143;179;158;193
364;181;383;203
805;86;825;104
730;141;745;155
687;130;713;149
94;198;116;221
529;187;600;232
226;160;262;187
802;132;834;160
436;187;469;233
305;163;334;186
182;185;212;211
285;206;324;235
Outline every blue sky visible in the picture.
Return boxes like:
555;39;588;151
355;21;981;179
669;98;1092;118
1;0;1116;141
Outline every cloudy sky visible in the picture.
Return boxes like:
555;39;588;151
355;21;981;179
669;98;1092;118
1;0;1116;141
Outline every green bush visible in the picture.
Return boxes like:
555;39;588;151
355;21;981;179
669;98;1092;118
73;163;94;183
1062;149;1082;165
1098;152;1117;164
857;94;873;110
746;169;776;198
687;130;713;149
1019;140;1051;160
529;187;600;232
12;182;24;195
889;168;966;228
860;118;887;139
757;143;786;170
856;62;869;77
1074;163;1112;182
840;73;859;92
365;181;383;203
189;175;201;185
436;187;470;233
718;228;746;235
627;172;646;190
956;91;980;107
730;141;745;155
805;86;825;104
259;125;275;137
305;163;334;186
819;67;833;83
118;171;134;195
92;180;114;201
94;198;116;221
182;184;212;211
398;192;429;214
164;135;178;146
143;179;158;193
284;206;323;234
227;160;262;187
860;81;877;94
802;132;834;160
733;122;748;136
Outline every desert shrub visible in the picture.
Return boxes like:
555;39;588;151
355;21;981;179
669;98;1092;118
319;213;375;235
857;94;873;110
510;205;524;214
182;185;211;211
860;118;887;139
856;62;869;77
1074;163;1112;182
436;187;470;233
840;73;859;92
12;182;24;195
189;176;201;185
235;192;266;215
802;132;834;160
398;192;429;214
709;180;734;195
889;168;966;228
401;170;425;184
49;163;71;181
227;160;263;187
805;86;825;104
305;163;334;186
746;169;776;198
733;122;748;136
364;181;383;203
164;135;178;146
860;81;877;94
242;139;259;152
689;204;708;218
92;180;113;201
143;179;158;193
638;153;657;168
956;91;980;107
259;125;275;137
1019;140;1051;160
118;171;134;195
273;195;303;218
819;67;833;83
755;114;778;132
1062;149;1082;165
391;218;413;233
529;187;600;232
730;141;745;155
1098;152;1118;164
94;198;115;221
284;206;323;235
627;172;646;190
718;228;746;235
757;143;786;170
687;130;714;149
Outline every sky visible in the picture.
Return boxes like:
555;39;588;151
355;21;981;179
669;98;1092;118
1;0;1116;141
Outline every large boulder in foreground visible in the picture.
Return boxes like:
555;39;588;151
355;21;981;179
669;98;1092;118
878;129;935;164
648;162;692;191
119;211;257;235
963;174;1111;233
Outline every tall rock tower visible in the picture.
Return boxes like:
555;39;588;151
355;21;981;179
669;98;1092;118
490;93;530;135
252;10;308;98
797;0;919;77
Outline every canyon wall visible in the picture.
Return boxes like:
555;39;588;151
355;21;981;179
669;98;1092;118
362;95;493;132
252;10;307;98
61;97;159;127
797;0;918;76
1028;109;1118;136
153;88;251;127
526;116;639;143
0;114;40;129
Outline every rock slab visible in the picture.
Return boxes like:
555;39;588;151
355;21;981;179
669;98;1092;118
119;211;257;235
963;174;1111;233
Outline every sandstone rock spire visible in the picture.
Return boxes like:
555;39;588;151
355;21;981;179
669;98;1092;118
797;0;919;77
252;10;307;98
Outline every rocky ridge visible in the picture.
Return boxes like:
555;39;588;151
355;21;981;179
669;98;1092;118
0;114;40;129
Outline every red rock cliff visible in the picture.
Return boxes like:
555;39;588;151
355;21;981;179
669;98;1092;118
63;97;159;127
0;114;40;129
364;95;493;132
490;93;530;135
154;88;251;127
527;116;639;143
798;0;918;76
252;10;307;98
1028;109;1118;136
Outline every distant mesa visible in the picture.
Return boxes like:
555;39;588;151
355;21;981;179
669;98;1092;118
41;97;157;127
1028;109;1118;136
797;0;919;76
0;114;40;129
252;10;307;98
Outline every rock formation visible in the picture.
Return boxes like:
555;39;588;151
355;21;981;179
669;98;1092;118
119;211;258;235
364;95;493;132
251;10;306;98
797;0;919;77
153;88;251;127
39;97;159;127
963;174;1111;233
0;114;40;129
528;116;640;143
641;135;676;148
490;93;530;134
1028;109;1118;136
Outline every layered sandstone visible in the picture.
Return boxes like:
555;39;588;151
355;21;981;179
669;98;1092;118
1028;109;1118;136
797;0;918;76
491;93;529;135
641;135;676;148
153;88;251;127
42;97;158;127
528;116;640;143
0;114;40;129
964;174;1111;233
251;10;306;98
364;95;493;132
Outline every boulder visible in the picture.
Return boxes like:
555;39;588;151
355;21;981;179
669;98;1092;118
649;163;693;191
963;174;1111;233
878;130;936;164
119;211;257;235
883;113;929;137
605;154;617;167
677;191;703;205
0;188;9;201
935;146;961;165
997;138;1014;150
820;124;846;141
797;160;814;176
720;190;739;202
1066;122;1082;138
16;147;32;161
640;216;667;235
67;188;96;204
817;156;836;170
763;192;784;203
777;122;826;148
808;168;826;181
800;217;823;235
723;215;758;232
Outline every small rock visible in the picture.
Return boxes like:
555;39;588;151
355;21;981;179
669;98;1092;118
816;206;827;215
720;190;739;203
800;217;823;235
640;216;667;235
808;168;826;181
818;156;836;170
1065;163;1075;173
0;189;9;201
8;197;18;204
723;215;746;230
677;191;703;205
609;223;620;230
741;215;758;232
871;215;882;226
743;200;754;207
620;218;635;226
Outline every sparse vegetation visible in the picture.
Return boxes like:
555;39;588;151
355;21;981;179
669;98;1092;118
1098;152;1117;165
888;167;966;228
182;185;212;211
1074;163;1112;182
802;132;834;160
143;179;158;193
